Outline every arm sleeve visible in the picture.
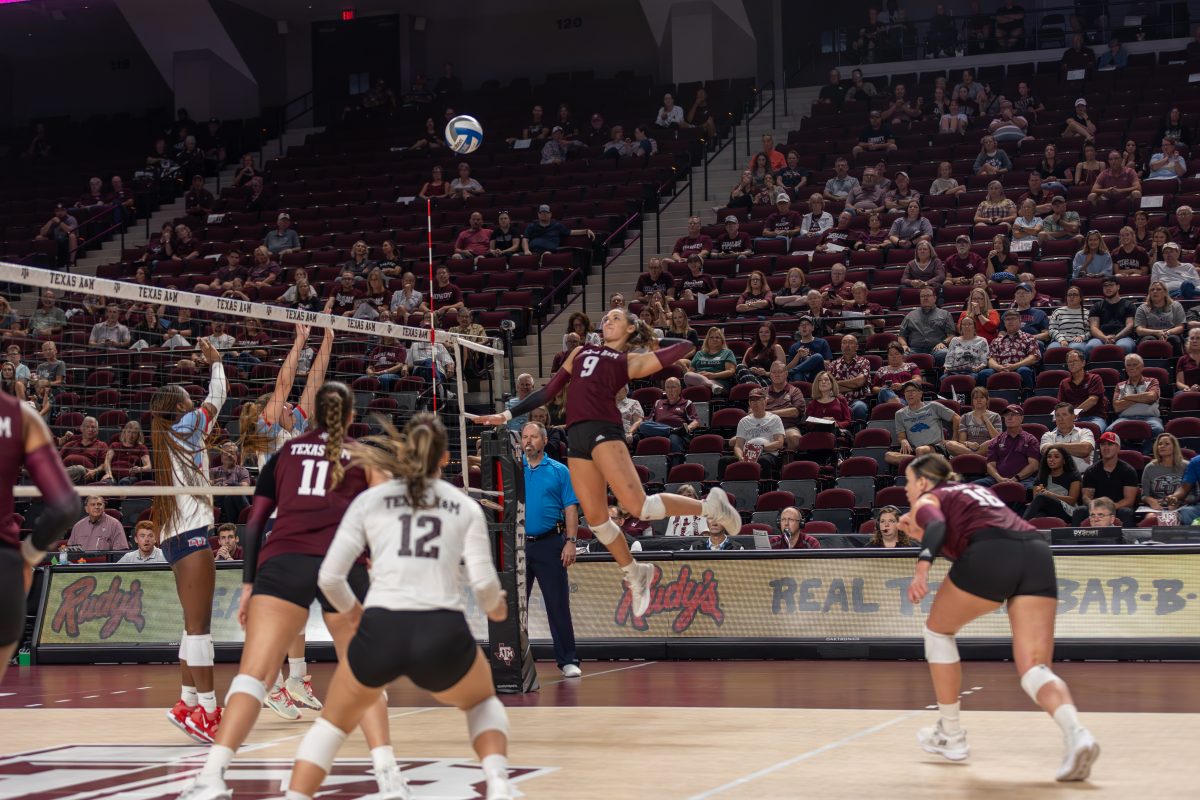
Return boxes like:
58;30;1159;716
462;505;503;613
914;503;948;563
21;444;82;564
317;496;371;614
505;367;571;420
203;361;227;419
654;340;695;368
240;454;279;583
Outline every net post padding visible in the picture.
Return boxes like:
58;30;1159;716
478;427;539;693
0;261;503;357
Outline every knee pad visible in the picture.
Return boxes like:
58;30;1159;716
294;717;348;773
640;494;667;521
923;626;960;664
1020;664;1062;704
184;634;215;667
466;696;509;743
589;518;621;545
225;673;267;705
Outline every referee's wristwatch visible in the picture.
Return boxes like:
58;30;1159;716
564;536;577;543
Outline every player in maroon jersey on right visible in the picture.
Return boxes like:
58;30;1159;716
475;308;741;618
898;453;1100;782
0;393;81;686
178;381;406;800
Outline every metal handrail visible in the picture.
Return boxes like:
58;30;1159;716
534;269;588;377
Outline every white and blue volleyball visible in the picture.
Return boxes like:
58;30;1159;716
445;114;483;154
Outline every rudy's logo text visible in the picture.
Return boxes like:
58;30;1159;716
50;575;146;639
614;565;724;632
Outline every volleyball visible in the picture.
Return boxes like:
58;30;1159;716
444;114;483;154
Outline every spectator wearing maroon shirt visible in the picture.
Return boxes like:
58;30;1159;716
639;377;700;461
821;263;855;309
451;211;491;261
735;270;774;314
844;282;887;334
634;258;674;301
817;212;863;253
79;177;105;207
329;270;364;316
664;216;712;264
67;497;128;551
762;194;803;239
944;235;985;285
100;420;150;485
245;246;280;289
712;216;753;259
1171;206;1200;251
429;264;465;322
1058;348;1108;431
776;507;821;549
1089;150;1142;206
184;174;214;218
214;523;245;561
206;250;247;292
765;362;806;450
59;416;108;484
366;336;407;392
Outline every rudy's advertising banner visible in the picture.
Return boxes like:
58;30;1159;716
465;552;1200;642
36;565;334;648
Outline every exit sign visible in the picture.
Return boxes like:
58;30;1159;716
341;9;355;20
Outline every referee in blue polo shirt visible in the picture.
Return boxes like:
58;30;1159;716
520;420;582;677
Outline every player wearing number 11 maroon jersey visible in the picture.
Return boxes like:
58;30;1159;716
179;382;408;800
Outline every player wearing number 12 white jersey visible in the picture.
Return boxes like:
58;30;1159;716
284;414;516;800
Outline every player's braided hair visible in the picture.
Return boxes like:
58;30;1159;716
314;382;352;490
350;413;447;510
149;384;207;534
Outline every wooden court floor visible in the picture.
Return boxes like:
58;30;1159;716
1;660;1197;799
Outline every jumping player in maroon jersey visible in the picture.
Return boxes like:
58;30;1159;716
178;381;406;800
0;393;80;686
476;308;741;617
898;453;1100;781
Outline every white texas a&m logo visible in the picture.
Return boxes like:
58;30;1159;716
0;745;554;799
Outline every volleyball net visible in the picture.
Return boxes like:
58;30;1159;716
0;261;506;485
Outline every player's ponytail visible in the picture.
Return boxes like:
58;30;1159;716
236;393;271;460
621;308;656;350
909;453;959;485
314;381;353;489
350;412;447;510
149;383;204;533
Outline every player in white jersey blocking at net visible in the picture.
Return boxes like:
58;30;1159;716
284;414;515;800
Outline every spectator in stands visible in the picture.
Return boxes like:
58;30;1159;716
1146;137;1186;182
654;92;686;128
708;217;751;261
451;212;491;262
526;204;593;255
184;174;214;219
1086;276;1136;354
873;342;921;403
899;287;955;366
822;158;859;202
941;235;981;286
1090;149;1142;206
403;312;455;388
244;246;280;290
902;241;946;290
818;68;847;107
1160;106;1189;146
1035;145;1071;194
1113;353;1165;437
449;162;483;199
973;136;1012;176
487;211;527;257
686;87;719;139
616;385;644;444
264;212;300;256
232;153;259;188
340;240;375;275
670;257;716;304
1040;402;1096;474
206;250;246;292
663;484;707;538
1039;196;1082;245
846;168;887;212
1011;282;1050;342
389;272;426;318
1172;206;1200;251
411;117;444;150
1047;286;1090;354
1112;227;1150;275
974;181;1017;230
828;334;871;422
731;387;785;477
851;111;896;160
885;200;931;249
880;83;920;127
117;521;165;564
1059;349;1108;430
764;194;804;240
784;315;829;382
795;194;831;238
68;496;128;551
1023;445;1082;522
757;363;805;449
929;161;965;198
1135;282;1186;355
602;125;634;160
817;212;862;253
215;523;244;561
1076;432;1138;525
630;125;658;159
209;441;252;525
884;381;957;467
776;150;810;195
820;264;854;310
426;264;464;322
776;507;821;549
975;404;1039;493
1061;34;1096;74
1097;37;1128;68
1177;328;1200;391
634;258;673;301
36;203;79;268
79;176;104;207
172;224;200;260
1152;242;1200;299
364;332;407;392
883;172;920;212
843;281;886;334
540;126;584;165
735;322;784;387
640;376;700;459
806;370;852;435
727;170;756;209
416;165;450;200
977;309;1038;388
35;340;66;387
943;315;991;384
960;287;1000;341
685;326;736;396
1011;199;1043;247
5;345;29;391
735;270;774;314
0;362;23;401
98;420;150;485
88;305;131;349
691;514;743;550
1141;433;1189;525
945;386;1001;456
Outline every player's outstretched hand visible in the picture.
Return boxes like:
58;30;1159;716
198;337;221;365
473;414;508;427
487;591;509;622
293;323;311;342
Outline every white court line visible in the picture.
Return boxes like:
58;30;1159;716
542;660;658;686
82;695;99;699
686;710;921;800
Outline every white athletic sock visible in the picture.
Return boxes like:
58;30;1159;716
370;745;396;774
285;791;312;800
482;753;509;781
198;690;217;714
620;560;640;576
202;745;235;778
1053;703;1083;736
938;702;962;734
181;685;198;706
289;657;307;680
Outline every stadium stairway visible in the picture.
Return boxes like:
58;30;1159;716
512;86;818;382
